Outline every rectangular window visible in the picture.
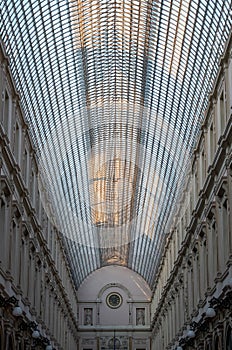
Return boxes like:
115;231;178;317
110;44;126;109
3;90;10;133
200;148;206;186
209;122;215;163
14;121;20;163
23;148;28;183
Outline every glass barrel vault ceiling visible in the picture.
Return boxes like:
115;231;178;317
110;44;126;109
1;0;231;288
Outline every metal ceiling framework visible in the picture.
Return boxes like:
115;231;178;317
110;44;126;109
1;0;231;288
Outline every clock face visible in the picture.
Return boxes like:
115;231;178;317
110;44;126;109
106;292;122;309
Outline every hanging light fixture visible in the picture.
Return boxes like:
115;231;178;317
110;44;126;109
205;307;216;318
12;305;23;317
32;330;40;339
0;295;22;317
186;329;196;338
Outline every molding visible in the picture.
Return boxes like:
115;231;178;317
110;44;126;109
97;282;132;300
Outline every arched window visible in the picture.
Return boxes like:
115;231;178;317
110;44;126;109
226;327;232;350
108;337;121;349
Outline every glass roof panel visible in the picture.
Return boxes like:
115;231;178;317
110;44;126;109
1;0;231;288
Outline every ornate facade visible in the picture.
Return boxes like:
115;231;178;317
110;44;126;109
0;40;78;349
151;31;232;350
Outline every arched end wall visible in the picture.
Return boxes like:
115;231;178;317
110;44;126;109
78;265;152;327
